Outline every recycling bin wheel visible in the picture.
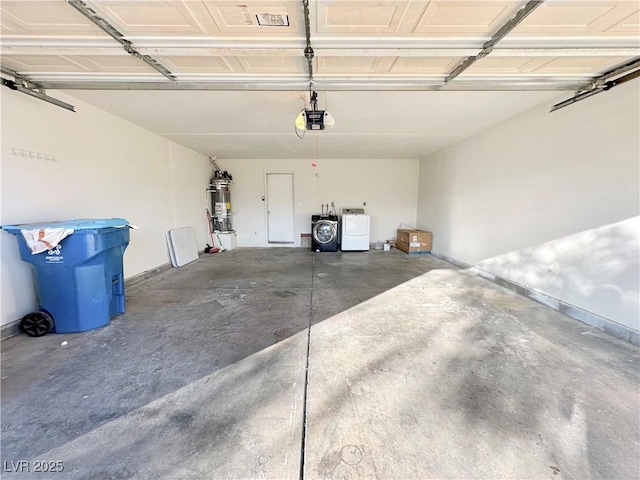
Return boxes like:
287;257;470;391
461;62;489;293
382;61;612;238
20;311;53;337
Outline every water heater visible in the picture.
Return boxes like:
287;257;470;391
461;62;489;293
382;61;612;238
209;178;233;233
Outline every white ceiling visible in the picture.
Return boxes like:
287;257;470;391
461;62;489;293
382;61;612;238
66;89;561;159
1;0;638;159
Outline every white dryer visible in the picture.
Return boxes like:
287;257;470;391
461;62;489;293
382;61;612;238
341;208;370;251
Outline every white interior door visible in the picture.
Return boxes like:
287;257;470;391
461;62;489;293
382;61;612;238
266;173;294;243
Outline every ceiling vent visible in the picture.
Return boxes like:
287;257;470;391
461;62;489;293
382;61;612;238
256;14;289;26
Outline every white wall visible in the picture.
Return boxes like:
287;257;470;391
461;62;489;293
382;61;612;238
216;157;419;247
417;80;640;331
1;90;211;326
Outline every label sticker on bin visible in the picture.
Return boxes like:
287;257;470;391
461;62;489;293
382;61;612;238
45;244;64;263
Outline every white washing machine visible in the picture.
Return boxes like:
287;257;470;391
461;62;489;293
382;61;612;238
341;208;370;251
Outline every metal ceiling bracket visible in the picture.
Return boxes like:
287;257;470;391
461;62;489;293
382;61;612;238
1;66;34;88
444;0;544;84
1;76;76;112
550;67;640;112
2;66;76;111
589;57;640;89
65;0;176;82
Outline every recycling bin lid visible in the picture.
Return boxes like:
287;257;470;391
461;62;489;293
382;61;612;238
2;218;129;234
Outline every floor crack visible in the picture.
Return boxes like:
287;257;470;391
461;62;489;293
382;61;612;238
299;254;314;480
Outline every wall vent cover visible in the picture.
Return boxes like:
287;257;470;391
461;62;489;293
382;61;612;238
256;13;289;26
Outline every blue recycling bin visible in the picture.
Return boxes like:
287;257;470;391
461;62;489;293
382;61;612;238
2;218;130;335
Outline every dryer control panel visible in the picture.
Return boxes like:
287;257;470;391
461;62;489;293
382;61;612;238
342;208;365;215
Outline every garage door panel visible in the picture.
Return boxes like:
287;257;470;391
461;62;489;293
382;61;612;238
317;1;410;34
318;56;384;74
91;1;205;35
2;54;162;73
1;54;88;72
237;56;305;73
0;0;105;35
605;9;640;34
160;56;234;73
81;55;160;72
414;1;520;36
512;1;639;36
391;57;464;74
533;55;633;74
466;55;633;75
202;1;300;35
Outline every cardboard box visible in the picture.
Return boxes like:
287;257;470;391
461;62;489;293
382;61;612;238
396;229;432;254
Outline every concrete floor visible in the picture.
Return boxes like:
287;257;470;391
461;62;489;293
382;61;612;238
1;248;638;480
